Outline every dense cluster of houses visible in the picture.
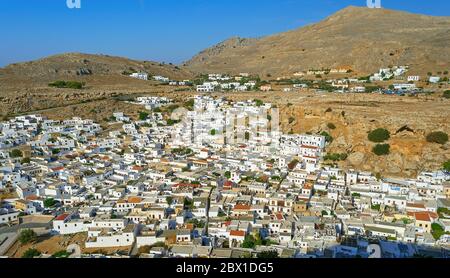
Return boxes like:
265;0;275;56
196;74;257;92
0;96;449;258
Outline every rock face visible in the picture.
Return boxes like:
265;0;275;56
348;152;366;166
185;6;450;77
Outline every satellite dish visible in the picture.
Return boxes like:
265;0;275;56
367;244;381;258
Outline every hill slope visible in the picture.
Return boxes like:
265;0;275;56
0;52;192;83
185;6;450;76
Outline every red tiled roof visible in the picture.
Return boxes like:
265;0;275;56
230;230;245;237
25;195;39;201
414;212;431;222
55;214;69;221
234;204;251;210
51;167;64;172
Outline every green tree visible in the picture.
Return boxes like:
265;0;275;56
21;157;31;164
368;128;390;143
245;132;250;141
139;111;149;121
10;149;23;158
18;229;37;245
426;131;449;145
210;129;217;136
431;223;445;240
224;171;231;179
444;160;450;172
52;250;71;258
320;131;333;143
166;196;173;206
254;99;264;107
44;198;57;208
373;144;390;156
22;248;41;258
371;204;381;211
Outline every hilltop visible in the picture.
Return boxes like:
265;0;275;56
185;6;450;77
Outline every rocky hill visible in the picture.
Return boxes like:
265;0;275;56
0;53;193;115
0;52;192;83
185;6;450;77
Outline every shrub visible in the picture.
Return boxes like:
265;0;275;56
444;160;450;172
371;204;381;211
368;128;390;143
22;248;41;258
52;250;71;258
245;132;250;141
320;131;333;143
324;153;347;161
327;123;336;130
139;111;149;121
254;99;264;107
49;81;84;89
19;229;37;245
44;198;57;208
426;131;448;145
443;90;450;99
372;144;390;156
10;149;23;158
288;117;295;124
431;223;445;240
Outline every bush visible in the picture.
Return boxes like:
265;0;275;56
44;198;57;208
49;81;84;89
324;153;347;161
10;149;23;158
320;131;333;143
431;223;445;240
373;144;390;156
254;99;264;107
443;90;450;99
139;111;149;121
21;157;31;164
368;128;390;143
19;229;37;245
52;250;71;258
371;204;381;211
327;123;336;130
288;117;295;124
444;160;450;172
22;248;41;258
426;131;449;145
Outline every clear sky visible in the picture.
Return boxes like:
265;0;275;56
0;0;449;67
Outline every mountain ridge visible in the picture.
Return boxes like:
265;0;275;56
184;6;450;76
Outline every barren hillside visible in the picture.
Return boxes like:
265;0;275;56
185;6;450;77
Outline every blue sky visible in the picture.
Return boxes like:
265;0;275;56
0;0;449;67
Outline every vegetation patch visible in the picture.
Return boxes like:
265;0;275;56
372;144;390;156
368;128;390;143
49;81;85;89
426;131;448;145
